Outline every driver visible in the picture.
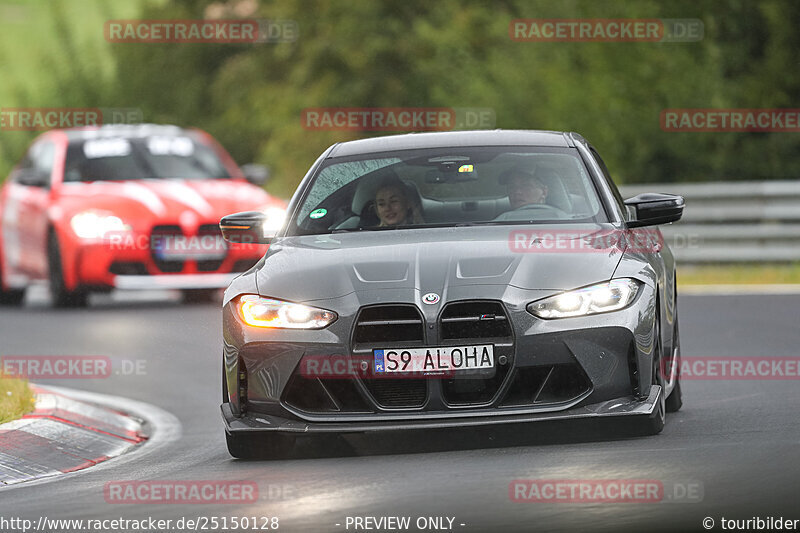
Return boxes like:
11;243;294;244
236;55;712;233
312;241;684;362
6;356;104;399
374;176;424;227
500;167;548;209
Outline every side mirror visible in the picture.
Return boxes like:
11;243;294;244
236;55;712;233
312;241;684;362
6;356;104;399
16;169;50;188
624;193;685;228
219;211;275;244
241;164;270;186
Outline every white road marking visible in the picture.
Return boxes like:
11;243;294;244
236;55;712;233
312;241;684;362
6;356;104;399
679;284;800;295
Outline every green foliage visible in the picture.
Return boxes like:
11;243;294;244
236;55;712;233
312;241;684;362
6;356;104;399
2;0;799;197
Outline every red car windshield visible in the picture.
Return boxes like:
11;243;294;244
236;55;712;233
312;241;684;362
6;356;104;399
63;135;231;182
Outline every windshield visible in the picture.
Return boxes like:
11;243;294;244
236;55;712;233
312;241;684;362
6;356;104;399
291;146;606;235
63;135;231;182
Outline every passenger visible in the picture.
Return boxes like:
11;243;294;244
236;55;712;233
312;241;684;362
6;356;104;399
374;178;424;227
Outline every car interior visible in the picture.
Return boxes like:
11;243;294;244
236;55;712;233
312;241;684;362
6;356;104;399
296;152;604;233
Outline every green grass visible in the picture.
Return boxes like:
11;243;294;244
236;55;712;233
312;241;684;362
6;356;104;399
678;263;800;285
0;375;35;424
0;0;148;179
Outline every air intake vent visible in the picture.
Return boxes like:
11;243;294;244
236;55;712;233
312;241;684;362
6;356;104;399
361;378;427;408
283;374;373;414
500;364;591;407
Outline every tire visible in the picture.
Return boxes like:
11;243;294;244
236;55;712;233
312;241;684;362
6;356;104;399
666;378;683;413
0;249;25;305
225;431;295;460
665;314;683;413
182;289;220;304
222;361;295;459
640;308;666;435
0;285;25;306
0;271;25;306
48;231;87;308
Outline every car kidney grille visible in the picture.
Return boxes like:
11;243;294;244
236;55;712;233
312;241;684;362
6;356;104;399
439;300;513;406
196;224;226;272
151;225;184;273
440;301;512;340
353;305;424;344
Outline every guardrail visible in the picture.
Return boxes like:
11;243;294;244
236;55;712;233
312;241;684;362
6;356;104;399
618;181;800;263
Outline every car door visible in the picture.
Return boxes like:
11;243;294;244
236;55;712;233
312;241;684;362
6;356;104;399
3;140;56;277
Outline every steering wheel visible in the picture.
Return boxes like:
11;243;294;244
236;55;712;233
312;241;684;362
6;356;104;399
512;203;568;217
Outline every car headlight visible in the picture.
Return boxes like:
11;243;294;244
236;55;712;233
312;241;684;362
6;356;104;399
238;295;337;329
527;279;641;319
70;211;130;239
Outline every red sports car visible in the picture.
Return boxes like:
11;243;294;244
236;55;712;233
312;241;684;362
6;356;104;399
0;124;286;307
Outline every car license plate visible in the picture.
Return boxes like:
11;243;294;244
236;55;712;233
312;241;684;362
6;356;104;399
154;235;227;261
373;345;494;374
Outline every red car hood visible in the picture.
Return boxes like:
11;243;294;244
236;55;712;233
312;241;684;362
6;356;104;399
57;179;282;228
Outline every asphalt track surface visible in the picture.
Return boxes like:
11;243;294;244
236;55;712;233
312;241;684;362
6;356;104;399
1;287;799;532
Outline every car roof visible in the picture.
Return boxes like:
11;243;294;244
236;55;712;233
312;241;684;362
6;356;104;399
61;124;192;142
328;130;575;157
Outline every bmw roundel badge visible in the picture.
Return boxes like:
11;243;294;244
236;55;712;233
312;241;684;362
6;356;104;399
422;292;441;305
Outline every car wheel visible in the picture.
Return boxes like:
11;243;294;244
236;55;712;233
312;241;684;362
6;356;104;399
640;309;666;435
182;289;220;304
0;287;25;305
225;431;295;460
665;313;683;413
0;261;25;306
48;231;88;308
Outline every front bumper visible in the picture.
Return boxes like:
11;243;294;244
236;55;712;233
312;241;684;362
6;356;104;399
221;281;661;435
222;385;661;435
65;234;265;290
114;273;240;290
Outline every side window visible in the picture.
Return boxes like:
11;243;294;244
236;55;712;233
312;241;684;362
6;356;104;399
15;153;33;172
15;141;55;187
589;147;630;220
32;142;55;176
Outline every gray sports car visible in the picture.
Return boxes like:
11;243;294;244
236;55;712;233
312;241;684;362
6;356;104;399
218;130;685;458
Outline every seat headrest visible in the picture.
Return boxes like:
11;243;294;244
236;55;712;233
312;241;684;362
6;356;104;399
497;166;573;213
534;168;572;213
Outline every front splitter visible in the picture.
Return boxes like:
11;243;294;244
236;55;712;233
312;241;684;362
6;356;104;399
222;385;661;435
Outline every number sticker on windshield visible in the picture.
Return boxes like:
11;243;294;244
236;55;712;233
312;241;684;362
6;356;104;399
146;136;195;157
83;138;131;159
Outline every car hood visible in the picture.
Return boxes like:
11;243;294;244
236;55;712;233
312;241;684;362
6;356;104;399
256;224;626;301
57;179;278;225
